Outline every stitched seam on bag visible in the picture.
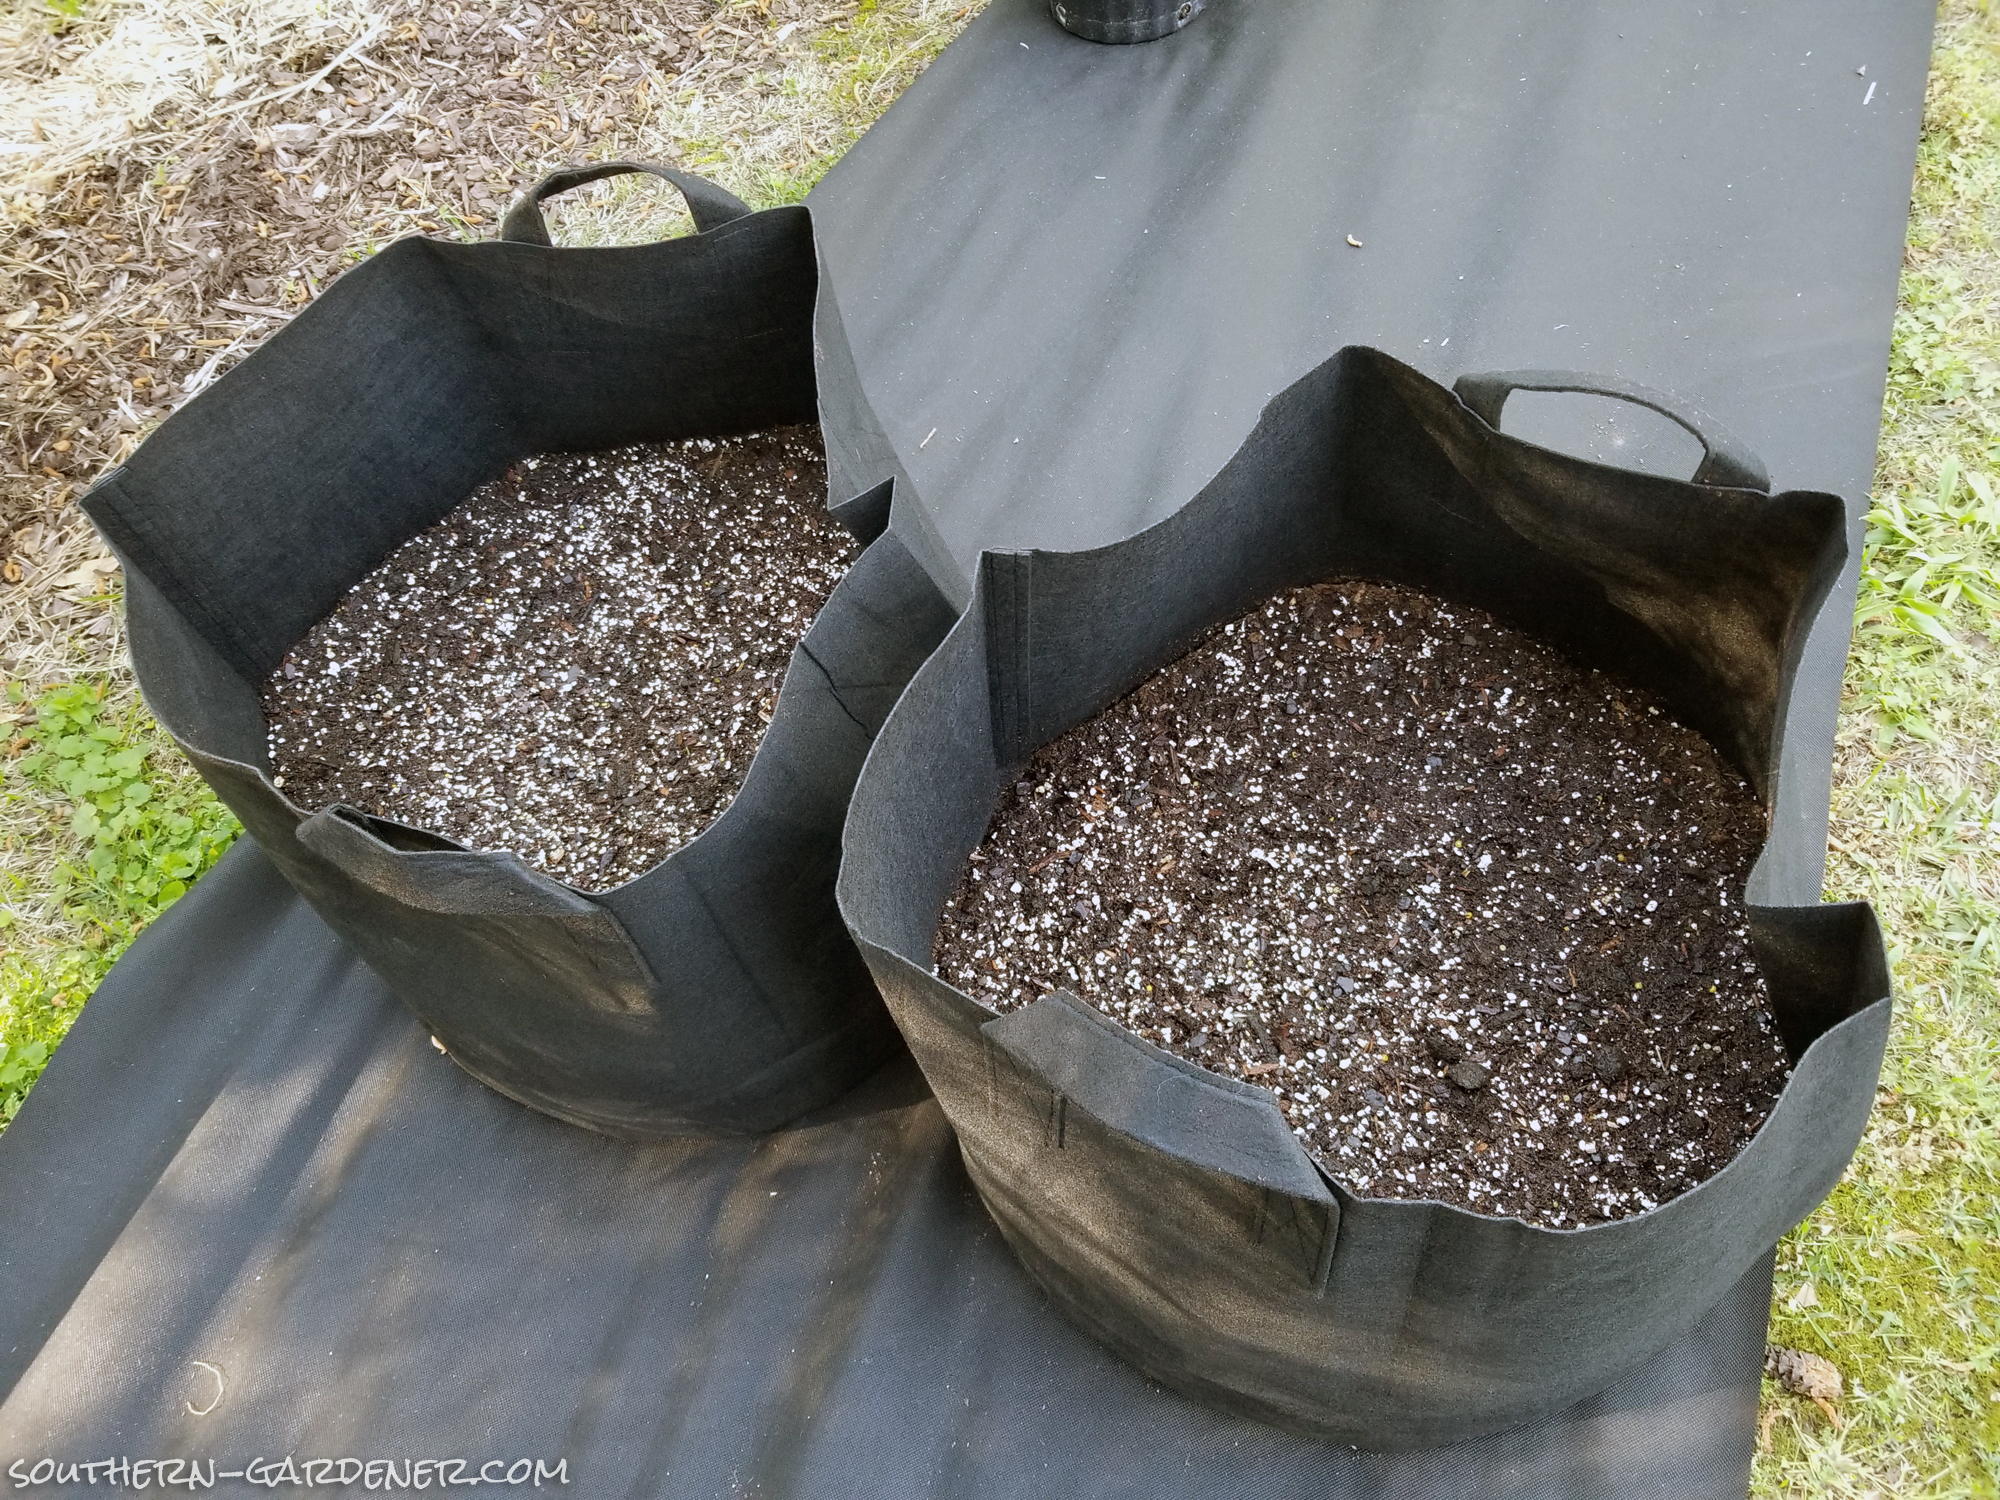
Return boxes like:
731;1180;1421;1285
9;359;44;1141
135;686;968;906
1314;1199;1339;1296
673;1002;897;1122
983;552;1032;767
1391;1209;1443;1348
663;852;816;1049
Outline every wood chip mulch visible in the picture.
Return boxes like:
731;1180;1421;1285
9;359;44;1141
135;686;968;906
4;0;834;545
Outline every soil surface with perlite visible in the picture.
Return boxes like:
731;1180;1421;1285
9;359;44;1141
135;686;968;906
263;426;853;891
934;580;1793;1228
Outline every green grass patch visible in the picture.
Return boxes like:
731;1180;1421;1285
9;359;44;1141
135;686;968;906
1753;5;2000;1494
680;0;976;203
32;0;88;33
1;677;238;1127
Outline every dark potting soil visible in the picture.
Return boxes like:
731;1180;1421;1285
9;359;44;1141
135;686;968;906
262;425;853;891
933;580;1792;1227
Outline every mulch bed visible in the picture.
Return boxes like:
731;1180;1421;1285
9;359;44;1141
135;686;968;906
934;579;1792;1228
2;0;770;541
263;424;853;890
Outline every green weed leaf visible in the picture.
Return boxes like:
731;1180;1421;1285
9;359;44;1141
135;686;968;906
4;678;241;1125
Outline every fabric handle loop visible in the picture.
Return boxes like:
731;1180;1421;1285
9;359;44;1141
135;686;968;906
1452;368;1771;493
501;160;754;246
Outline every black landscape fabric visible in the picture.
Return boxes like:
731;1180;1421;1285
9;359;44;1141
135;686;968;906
835;345;1891;1447
2;0;1932;1494
810;0;1934;911
0;845;1784;1498
80;166;959;1140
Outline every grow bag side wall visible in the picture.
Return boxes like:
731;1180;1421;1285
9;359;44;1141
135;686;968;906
87;210;820;682
839;347;1889;1447
124;525;951;1139
968;998;1889;1446
811;244;966;608
595;526;962;1065
978;347;1841;799
845;559;1889;1448
811;0;1935;933
1370;361;1849;801
0;835;1786;1498
126;537;951;1137
89;202;955;1139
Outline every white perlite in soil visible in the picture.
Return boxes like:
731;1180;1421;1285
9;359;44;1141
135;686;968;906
263;427;852;890
934;580;1792;1228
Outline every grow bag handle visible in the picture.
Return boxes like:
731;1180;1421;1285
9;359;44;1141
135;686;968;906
1452;368;1771;493
501;161;755;246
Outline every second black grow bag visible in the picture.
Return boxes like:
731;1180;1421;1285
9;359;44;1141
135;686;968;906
83;164;958;1139
837;346;1891;1447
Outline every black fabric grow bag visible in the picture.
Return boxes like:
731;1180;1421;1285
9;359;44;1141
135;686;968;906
837;345;1892;1449
82;165;959;1139
5;0;1935;1487
0;842;1785;1498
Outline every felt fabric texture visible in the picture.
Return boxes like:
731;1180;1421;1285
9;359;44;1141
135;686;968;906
809;0;1935;916
83;171;961;1138
2;0;1933;1489
836;346;1892;1447
0;841;1779;1498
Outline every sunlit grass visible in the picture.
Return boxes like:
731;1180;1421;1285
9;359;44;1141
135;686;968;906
1753;5;2000;1495
532;0;983;244
1;672;238;1125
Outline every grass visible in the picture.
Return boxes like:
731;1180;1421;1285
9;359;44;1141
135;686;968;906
1;672;238;1125
0;0;1994;1488
1751;5;2000;1495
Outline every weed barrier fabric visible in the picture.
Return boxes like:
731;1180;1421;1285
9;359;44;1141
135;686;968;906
836;345;1893;1447
809;0;1935;910
0;847;1777;1498
3;1;1931;1493
80;165;960;1139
